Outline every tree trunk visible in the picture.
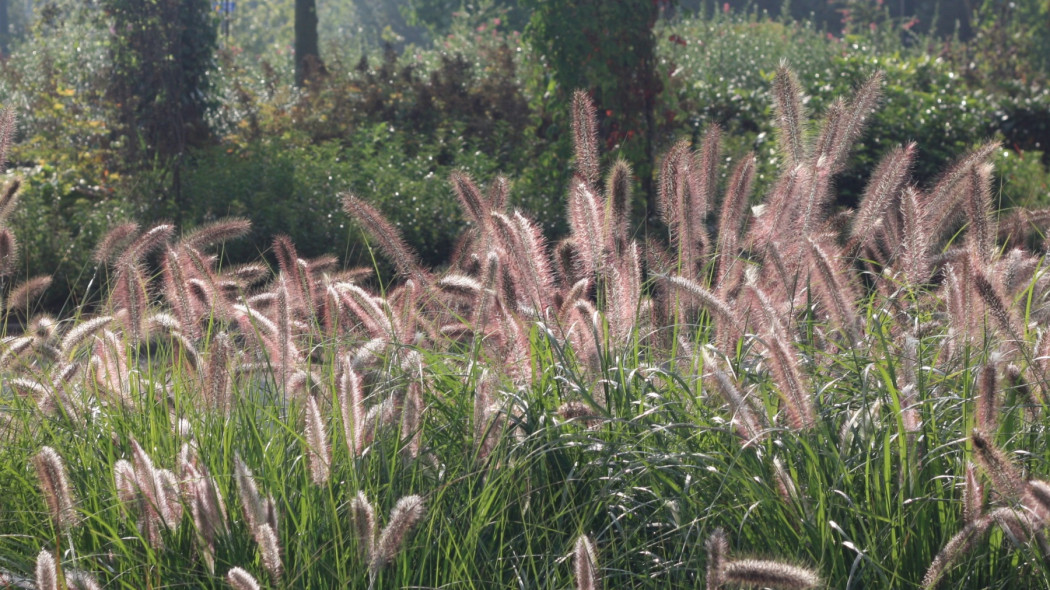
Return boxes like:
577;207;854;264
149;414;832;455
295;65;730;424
0;0;9;57
295;0;322;87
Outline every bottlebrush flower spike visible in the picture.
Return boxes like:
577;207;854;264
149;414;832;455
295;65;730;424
922;515;995;589
829;70;884;172
180;216;251;250
338;357;367;455
0;226;18;277
451;170;491;229
487;173;509;212
603;159;632;252
975;360;999;433
6;275;52;315
342;192;430;285
806;237;861;342
657;141;693;275
401;380;424;459
721;559;821;589
234;453;267;532
850;143;914;248
35;550;58;590
32;446;78;530
925;142;1000;245
256;522;282;582
962;462;983;523
965;162;995;261
657;274;744;339
65;570;102;590
705;528;729;590
764;329;816;430
568;175;605;279
180;445;229;574
304;393;330;484
371;495;426;574
93;222;140;265
772;63;807;167
899;186;931;285
703;355;767;445
574;534;600;590
715;152;756;293
226;567;261;590
970;429;1024;502
571;90;600;189
203;332;233;414
351;491;377;561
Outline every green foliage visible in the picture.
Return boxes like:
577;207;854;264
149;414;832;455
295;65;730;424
402;0;526;38
966;0;1050;84
994;148;1050;209
0;1;114;170
178;129;506;268
657;12;1050;207
522;0;671;199
102;0;217;162
200;33;563;268
6;165;132;313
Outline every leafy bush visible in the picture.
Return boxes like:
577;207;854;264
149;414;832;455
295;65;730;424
0;1;114;172
657;12;1050;208
203;27;567;267
6;165;133;313
180;125;510;269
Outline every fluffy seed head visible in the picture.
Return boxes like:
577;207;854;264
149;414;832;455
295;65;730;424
705;528;729;590
722;558;821;589
304;394;330;485
975;361;998;433
971;429;1024;502
342;193;429;285
371;495;426;573
35;550;58;590
181;217;252;250
256;522;282;581
93;222;140;264
0;227;18;277
922;515;995;589
571;90;600;188
0;178;19;225
32;446;78;530
234;454;266;532
1023;480;1050;521
226;567;261;590
6;275;52;315
65;571;102;590
351;491;377;561
574;534;600;590
962;462;983;523
772;64;807;167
